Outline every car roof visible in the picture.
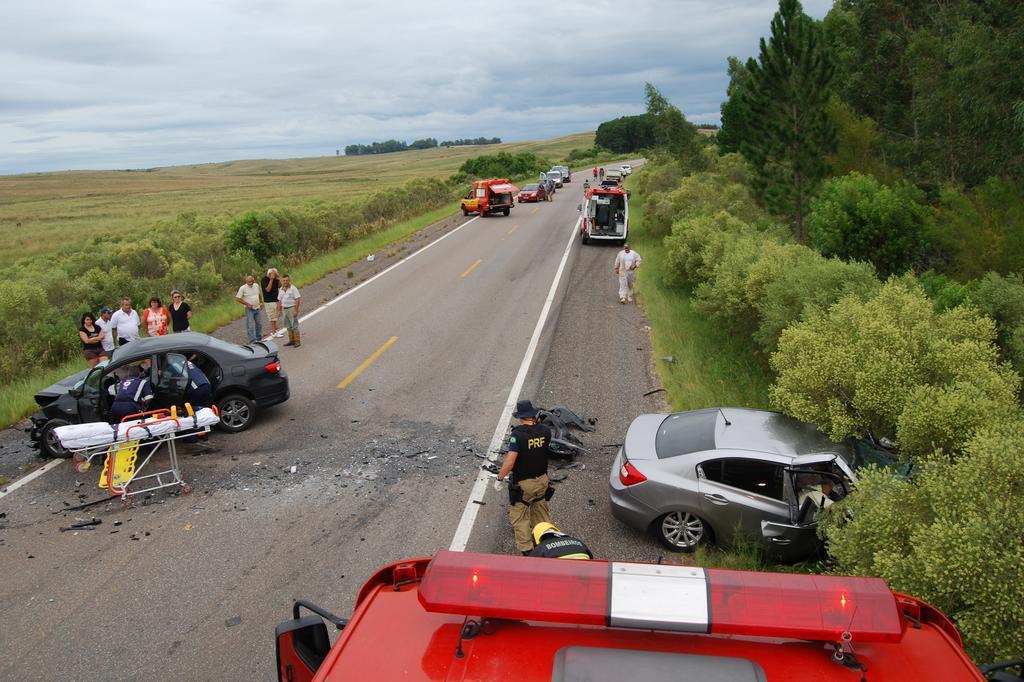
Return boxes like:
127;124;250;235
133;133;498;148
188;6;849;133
108;332;213;362
649;408;846;462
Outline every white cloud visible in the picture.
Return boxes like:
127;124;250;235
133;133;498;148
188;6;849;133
0;0;834;172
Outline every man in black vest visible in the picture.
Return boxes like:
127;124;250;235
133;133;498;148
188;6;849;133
529;522;593;560
497;399;553;555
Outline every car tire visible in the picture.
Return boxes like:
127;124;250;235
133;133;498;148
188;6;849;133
656;511;710;552
581;233;590;245
216;393;256;433
39;418;72;458
502;208;510;216
462;209;470;216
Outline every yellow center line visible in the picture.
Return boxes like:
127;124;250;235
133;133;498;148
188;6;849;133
506;225;518;236
337;336;398;388
461;258;482;278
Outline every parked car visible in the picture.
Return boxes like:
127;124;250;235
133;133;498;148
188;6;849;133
545;171;564;189
620;164;633;176
517;183;548;202
29;332;290;457
608;407;899;560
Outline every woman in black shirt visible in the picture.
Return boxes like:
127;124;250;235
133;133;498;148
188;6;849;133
169;290;192;333
79;311;107;367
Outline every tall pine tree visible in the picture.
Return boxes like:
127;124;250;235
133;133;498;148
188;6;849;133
741;0;836;243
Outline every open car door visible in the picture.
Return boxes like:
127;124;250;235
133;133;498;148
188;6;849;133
154;352;190;409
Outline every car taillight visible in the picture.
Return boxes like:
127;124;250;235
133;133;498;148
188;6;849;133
264;360;281;374
619;460;647;486
419;551;904;643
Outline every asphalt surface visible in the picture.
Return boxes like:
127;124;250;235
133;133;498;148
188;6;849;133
0;161;677;681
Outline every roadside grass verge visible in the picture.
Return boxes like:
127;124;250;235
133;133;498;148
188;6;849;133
0;202;461;428
628;188;771;410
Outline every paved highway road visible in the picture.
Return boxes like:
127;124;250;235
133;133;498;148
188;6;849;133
0;162;674;680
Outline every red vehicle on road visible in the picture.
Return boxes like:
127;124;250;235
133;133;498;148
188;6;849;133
275;551;997;681
461;178;517;217
517;183;548;203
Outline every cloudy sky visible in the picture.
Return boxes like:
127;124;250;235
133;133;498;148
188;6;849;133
1;0;832;174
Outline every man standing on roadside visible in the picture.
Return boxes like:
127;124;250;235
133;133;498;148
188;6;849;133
495;399;553;555
613;243;641;304
96;306;116;356
278;274;302;348
235;275;263;344
109;297;141;346
262;268;284;338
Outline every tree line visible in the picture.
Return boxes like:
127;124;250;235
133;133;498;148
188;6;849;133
628;0;1024;662
344;136;501;156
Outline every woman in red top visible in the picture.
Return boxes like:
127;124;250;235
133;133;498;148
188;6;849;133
142;296;170;336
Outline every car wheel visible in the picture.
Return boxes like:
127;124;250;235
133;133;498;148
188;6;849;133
656;511;710;552
502;208;510;216
581;233;590;245
39;418;72;458
216;394;256;433
463;209;470;216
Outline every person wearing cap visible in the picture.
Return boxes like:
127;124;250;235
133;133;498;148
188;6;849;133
529;522;593;560
496;399;554;555
613;243;642;304
95;306;116;356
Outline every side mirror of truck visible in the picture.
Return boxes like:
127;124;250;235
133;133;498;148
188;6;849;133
275;616;330;682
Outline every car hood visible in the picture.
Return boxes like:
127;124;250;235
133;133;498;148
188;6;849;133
35;368;90;406
623;413;668;461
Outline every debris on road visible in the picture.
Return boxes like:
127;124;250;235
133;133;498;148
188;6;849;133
225;615;242;628
642;388;666;397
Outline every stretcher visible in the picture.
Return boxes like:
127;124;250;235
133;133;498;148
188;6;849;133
55;404;219;503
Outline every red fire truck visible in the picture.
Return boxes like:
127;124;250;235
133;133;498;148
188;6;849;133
275;551;1005;681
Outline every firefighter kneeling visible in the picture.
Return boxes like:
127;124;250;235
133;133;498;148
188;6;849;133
529;522;593;560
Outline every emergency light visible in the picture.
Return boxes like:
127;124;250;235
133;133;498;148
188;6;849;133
418;551;903;644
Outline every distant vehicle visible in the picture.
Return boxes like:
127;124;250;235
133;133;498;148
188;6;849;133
608;407;900;559
461;178;517;217
552;165;571;182
620;164;633;175
603;168;624;184
517;183;548;203
274;550;992;681
545;171;564;188
579;184;628;244
30;332;290;457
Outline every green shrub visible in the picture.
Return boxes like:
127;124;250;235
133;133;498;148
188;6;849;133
770;279;1020;458
933;178;1024;280
819;419;1024;662
807;172;930;278
918;269;969;311
458;152;549;179
664;211;761;284
968;272;1024;375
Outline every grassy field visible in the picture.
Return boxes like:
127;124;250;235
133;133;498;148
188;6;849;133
629;187;771;411
0;132;594;260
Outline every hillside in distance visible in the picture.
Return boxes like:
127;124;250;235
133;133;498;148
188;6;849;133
0;131;594;260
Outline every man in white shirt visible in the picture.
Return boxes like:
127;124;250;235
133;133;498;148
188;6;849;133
613;244;642;304
109;298;141;345
96;306;116;354
235;275;263;343
278;274;302;348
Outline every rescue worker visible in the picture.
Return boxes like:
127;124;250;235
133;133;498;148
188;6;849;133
529;522;593;560
613;243;642;304
495;399;553;555
184;360;212;408
109;360;155;423
592;167;598;179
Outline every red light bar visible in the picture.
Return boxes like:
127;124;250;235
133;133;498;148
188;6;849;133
706;569;902;643
419;551;608;626
420;552;904;643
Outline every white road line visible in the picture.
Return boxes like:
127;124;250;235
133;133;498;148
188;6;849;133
14;214;481;499
449;215;581;552
0;459;63;502
299;215;479;323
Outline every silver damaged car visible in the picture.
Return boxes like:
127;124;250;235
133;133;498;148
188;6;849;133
608;408;896;559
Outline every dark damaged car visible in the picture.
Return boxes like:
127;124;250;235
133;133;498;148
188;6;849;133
29;332;290;457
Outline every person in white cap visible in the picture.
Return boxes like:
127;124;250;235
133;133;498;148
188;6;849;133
613;243;641;303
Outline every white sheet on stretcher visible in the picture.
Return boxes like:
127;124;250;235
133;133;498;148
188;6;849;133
55;408;220;451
